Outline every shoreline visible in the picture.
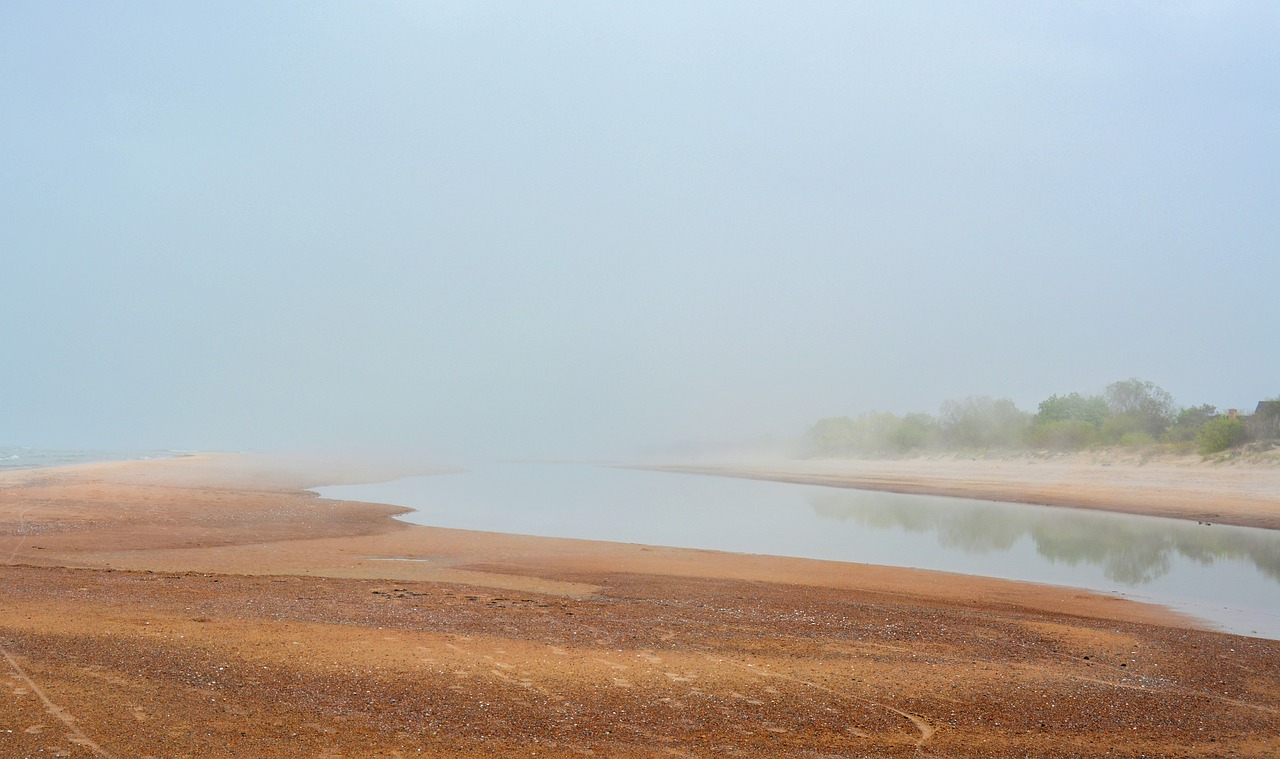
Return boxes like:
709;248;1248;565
325;459;1280;638
2;453;1279;756
0;453;1188;626
630;450;1280;530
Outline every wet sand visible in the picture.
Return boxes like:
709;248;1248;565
2;453;1279;757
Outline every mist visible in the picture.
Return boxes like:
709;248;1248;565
3;2;1277;460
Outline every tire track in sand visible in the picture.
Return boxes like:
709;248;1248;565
713;656;936;746
3;498;56;564
1;644;118;758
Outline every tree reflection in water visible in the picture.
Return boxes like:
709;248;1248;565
809;491;1280;586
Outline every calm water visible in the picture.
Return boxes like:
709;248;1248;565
314;462;1280;639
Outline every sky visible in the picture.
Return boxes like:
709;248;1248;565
2;1;1277;458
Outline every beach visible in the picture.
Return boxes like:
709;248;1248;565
636;449;1280;530
2;453;1279;757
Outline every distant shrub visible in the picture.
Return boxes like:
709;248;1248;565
889;412;939;452
1119;431;1156;449
1026;419;1096;450
808;416;861;456
807;412;940;457
1099;414;1147;444
1197;416;1248;454
939;396;1030;449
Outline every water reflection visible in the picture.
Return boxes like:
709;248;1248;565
317;464;1280;637
809;491;1280;586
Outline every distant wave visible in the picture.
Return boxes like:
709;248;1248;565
0;449;183;471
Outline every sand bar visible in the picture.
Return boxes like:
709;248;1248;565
636;450;1280;530
1;452;1279;757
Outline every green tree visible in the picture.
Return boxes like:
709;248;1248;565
1166;404;1217;442
1104;378;1176;438
1035;392;1109;427
1031;392;1107;448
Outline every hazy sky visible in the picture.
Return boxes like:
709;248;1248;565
3;2;1277;457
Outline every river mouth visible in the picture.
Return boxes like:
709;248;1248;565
314;462;1280;639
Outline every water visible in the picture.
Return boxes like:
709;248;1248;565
0;446;187;471
314;462;1280;639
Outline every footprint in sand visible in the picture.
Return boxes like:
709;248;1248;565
664;672;696;682
611;678;632;688
24;723;45;734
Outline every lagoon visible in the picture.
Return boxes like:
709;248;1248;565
315;462;1280;639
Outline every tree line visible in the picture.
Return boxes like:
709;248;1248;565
808;378;1280;457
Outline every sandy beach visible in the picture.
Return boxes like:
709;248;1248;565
2;453;1279;757
639;449;1280;530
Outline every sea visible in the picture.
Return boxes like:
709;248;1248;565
0;446;189;471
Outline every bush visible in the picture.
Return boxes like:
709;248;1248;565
1196;416;1248;454
807;412;940;457
888;412;939;453
939;396;1030;449
1026;419;1096;450
809;416;860;456
1119;431;1156;449
1099;413;1147;444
